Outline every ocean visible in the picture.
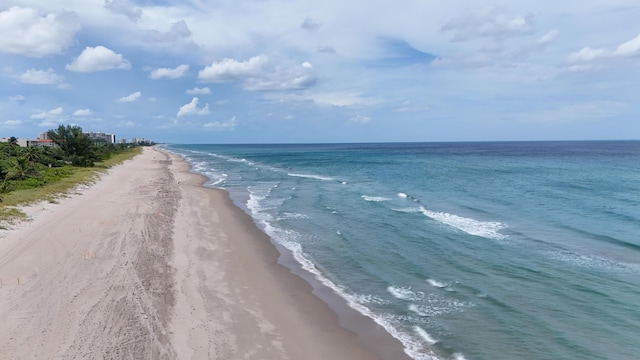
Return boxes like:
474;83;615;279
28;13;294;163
165;141;640;360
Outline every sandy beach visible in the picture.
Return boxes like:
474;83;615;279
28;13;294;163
0;147;409;359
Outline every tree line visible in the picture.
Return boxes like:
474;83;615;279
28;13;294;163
0;125;151;199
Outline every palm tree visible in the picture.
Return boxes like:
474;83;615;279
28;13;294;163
7;137;19;156
6;157;38;180
21;146;42;162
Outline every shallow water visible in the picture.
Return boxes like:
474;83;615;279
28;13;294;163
168;141;640;360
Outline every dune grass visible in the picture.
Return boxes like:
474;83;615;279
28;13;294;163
0;147;142;223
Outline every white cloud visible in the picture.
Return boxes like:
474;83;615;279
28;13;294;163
3;120;22;126
186;87;211;95
203;116;237;131
31;107;64;119
177;97;210;117
298;92;378;107
20;68;63;85
349;114;371;124
66;46;131;72
567;64;597;73
120;121;136;127
9;95;26;102
104;0;142;22
149;64;189;79
568;33;640;64
568;47;607;62
243;62;317;91
199;56;316;91
31;107;65;123
0;6;80;57
442;7;535;42
117;91;141;102
395;101;428;113
537;29;559;46
198;55;268;82
73;109;93;116
614;33;640;57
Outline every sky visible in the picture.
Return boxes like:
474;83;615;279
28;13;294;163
1;0;639;144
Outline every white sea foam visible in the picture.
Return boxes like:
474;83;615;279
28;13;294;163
426;278;448;288
246;183;281;221
277;212;310;220
387;286;425;301
244;178;443;360
543;250;640;273
392;207;423;213
398;192;408;198
287;173;336;181
262;223;442;360
419;207;507;240
414;326;438;345
210;178;225;186
408;296;471;317
352;293;391;305
452;353;468;360
362;195;392;202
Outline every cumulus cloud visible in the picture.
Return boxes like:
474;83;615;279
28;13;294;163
442;7;535;42
73;109;93;116
198;55;268;82
117;91;141;102
568;33;640;64
31;107;63;119
244;61;317;91
203;116;237;131
0;6;80;57
104;0;142;22
186;87;211;95
66;46;131;72
31;107;66;126
149;64;189;79
9;95;26;102
177;97;210;117
20;68;63;85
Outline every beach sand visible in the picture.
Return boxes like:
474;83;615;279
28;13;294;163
0;147;409;359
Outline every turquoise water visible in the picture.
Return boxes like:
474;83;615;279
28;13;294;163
167;141;640;360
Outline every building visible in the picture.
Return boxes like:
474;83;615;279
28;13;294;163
0;137;55;147
85;132;116;144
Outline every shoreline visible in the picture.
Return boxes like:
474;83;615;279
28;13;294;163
165;147;412;359
0;146;411;359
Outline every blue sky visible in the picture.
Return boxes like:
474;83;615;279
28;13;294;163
1;0;639;143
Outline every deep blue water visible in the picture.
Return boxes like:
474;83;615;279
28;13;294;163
166;141;640;360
